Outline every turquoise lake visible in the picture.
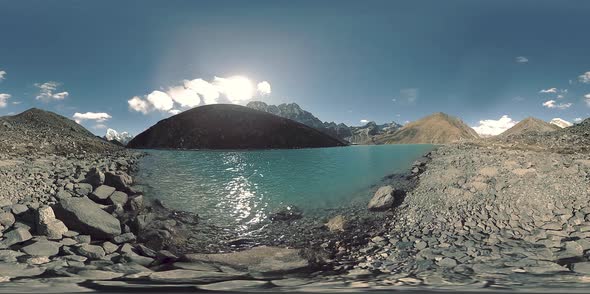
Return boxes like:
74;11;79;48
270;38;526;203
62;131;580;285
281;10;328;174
136;144;434;231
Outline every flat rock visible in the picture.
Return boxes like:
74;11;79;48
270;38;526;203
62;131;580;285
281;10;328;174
149;269;245;284
572;262;590;274
107;191;128;206
368;186;397;211
76;269;125;280
1;227;32;247
21;240;62;257
89;185;116;203
183;246;309;274
0;263;45;278
0;212;15;227
77;244;106;259
53;197;121;240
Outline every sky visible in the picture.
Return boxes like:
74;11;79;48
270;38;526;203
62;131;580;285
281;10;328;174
1;0;590;137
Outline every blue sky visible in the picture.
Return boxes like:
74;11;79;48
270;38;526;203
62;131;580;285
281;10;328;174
1;0;590;136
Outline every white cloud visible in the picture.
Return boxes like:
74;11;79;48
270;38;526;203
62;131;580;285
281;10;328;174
539;88;557;94
515;56;529;63
184;78;220;104
360;119;370;124
579;71;590;84
167;85;201;108
34;81;69;101
574;117;583;123
549;118;573;128
585;94;590;107
93;124;108;129
542;100;572;109
128;96;151;114
0;93;11;108
73;112;112;124
146;90;174;111
257;81;271;95
0;70;6;81
472;115;518;137
130;76;271;115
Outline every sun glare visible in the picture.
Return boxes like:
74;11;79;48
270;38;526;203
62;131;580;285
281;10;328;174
216;75;254;102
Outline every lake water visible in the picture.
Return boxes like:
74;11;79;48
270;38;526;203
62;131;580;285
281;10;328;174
136;144;434;231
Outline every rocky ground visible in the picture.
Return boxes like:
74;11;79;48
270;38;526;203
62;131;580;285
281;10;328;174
1;112;590;292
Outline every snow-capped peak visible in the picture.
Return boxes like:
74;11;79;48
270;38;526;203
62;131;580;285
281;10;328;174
105;128;133;145
549;118;573;128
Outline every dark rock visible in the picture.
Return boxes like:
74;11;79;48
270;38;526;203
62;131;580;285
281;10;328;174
77;244;106;259
84;167;105;188
89;185;116;203
1;227;33;246
113;232;136;244
53;197;121;240
269;206;303;222
21;240;62;257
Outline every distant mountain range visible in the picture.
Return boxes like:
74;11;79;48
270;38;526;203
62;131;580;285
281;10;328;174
246;101;401;144
127;104;348;150
104;129;134;146
549;118;573;128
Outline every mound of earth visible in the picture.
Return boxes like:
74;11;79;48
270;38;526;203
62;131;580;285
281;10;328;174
0;108;121;156
375;112;479;144
127;104;348;150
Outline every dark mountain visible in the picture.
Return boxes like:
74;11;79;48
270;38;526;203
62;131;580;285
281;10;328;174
127;104;349;150
375;112;479;144
0;108;122;155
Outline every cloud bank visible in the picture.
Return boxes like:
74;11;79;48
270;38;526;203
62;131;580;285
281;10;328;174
129;76;271;115
472;115;518;137
515;56;529;63
542;100;572;109
73;112;112;124
579;71;590;84
0;70;6;81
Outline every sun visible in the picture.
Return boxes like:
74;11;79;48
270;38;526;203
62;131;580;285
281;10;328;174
215;75;254;103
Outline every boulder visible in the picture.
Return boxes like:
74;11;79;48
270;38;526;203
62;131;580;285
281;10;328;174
1;227;32;247
10;204;28;216
368;185;399;210
269;206;303;222
108;191;128;206
0;212;15;227
53;197;121;240
21;240;62;257
89;185;116;203
77;244;106;259
105;172;133;191
325;215;346;232
127;195;144;212
84;167;105;188
35;206;68;240
112;232;136;244
75;183;93;196
572;262;590;274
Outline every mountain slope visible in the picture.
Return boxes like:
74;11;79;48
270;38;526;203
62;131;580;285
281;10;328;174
345;121;402;145
375;112;479;144
127;104;348;150
499;117;560;137
0;108;121;155
246;101;353;140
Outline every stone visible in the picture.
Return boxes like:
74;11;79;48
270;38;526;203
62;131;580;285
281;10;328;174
107;191;128;206
184;246;309;274
74;234;91;244
0;212;15;227
1;227;32;246
102;241;118;254
127;195;144;212
10;204;28;216
0;199;12;208
89;185;116;203
21;240;62;257
325;215;346;232
368;186;398;210
437;258;458;267
75;183;93;196
572;262;590;274
84;167;105;188
0;250;25;262
149;269;244;284
0;263;45;279
269;206;302;221
77;244;106;259
35;206;68;239
199;280;270;291
112;232;136;244
53;197;121;240
105;172;132;191
156;250;179;263
76;270;125;280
